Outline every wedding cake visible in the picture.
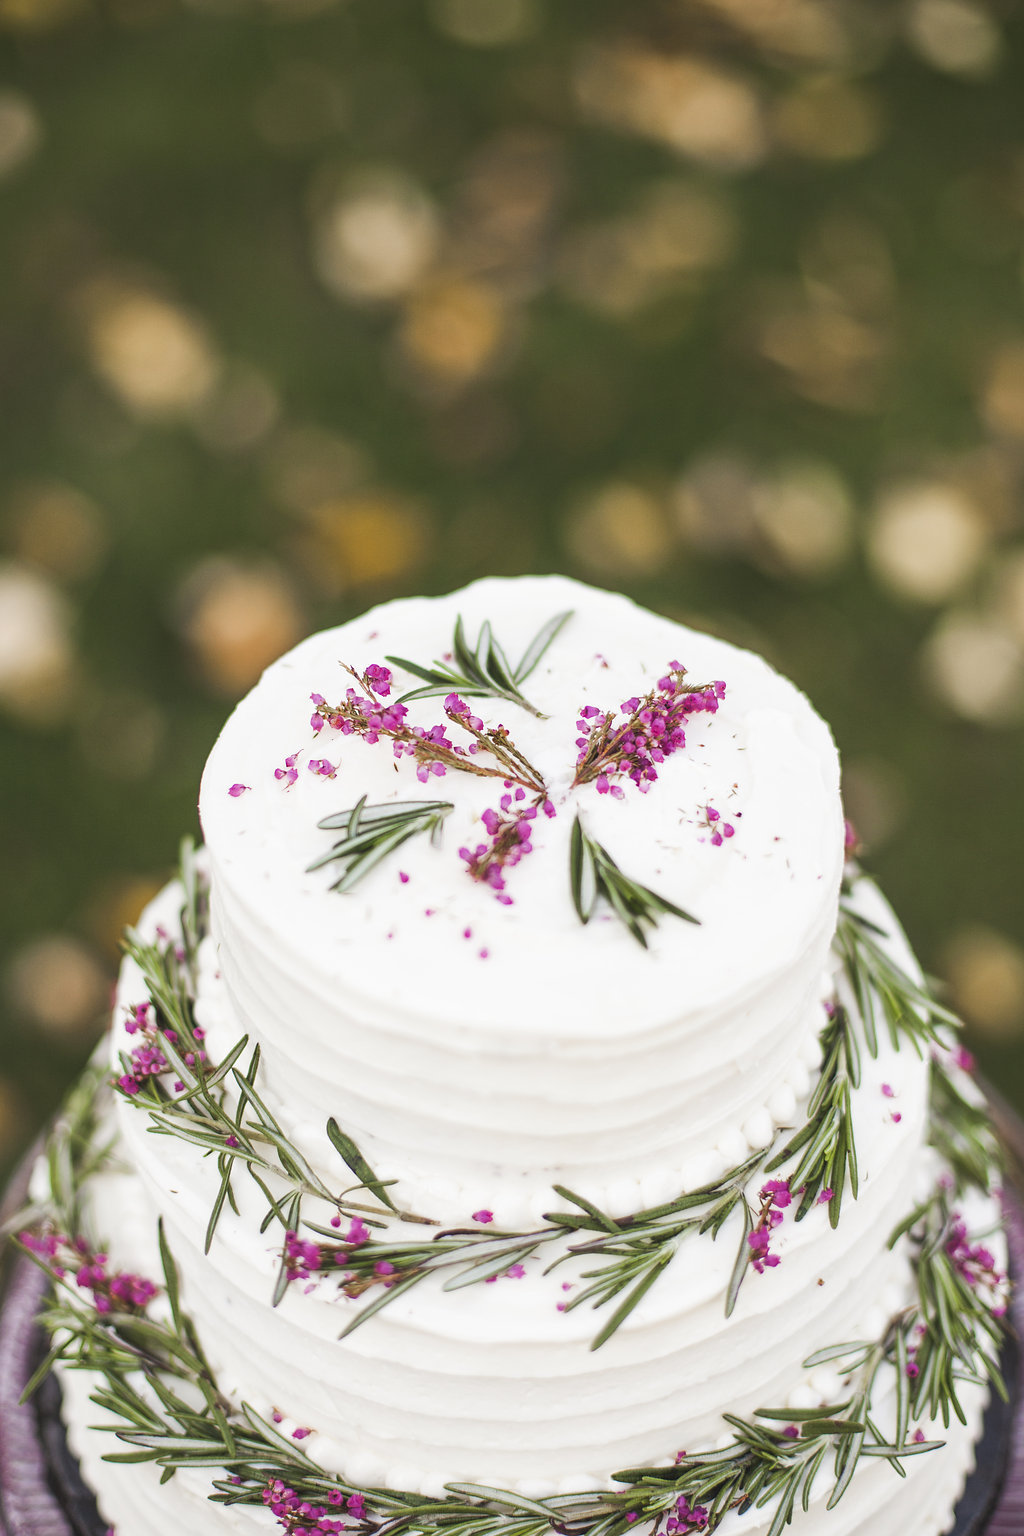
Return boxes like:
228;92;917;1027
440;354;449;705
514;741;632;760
20;576;1009;1536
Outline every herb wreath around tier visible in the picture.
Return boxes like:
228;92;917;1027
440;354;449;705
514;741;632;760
5;576;1012;1536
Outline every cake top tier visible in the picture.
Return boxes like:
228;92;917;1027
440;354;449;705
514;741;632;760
200;575;843;1037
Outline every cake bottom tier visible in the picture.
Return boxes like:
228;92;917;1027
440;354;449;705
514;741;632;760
57;1361;987;1536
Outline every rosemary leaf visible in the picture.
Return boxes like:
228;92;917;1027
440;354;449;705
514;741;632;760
326;1119;399;1212
387;610;572;718
569;816;699;946
724;1199;753;1318
310;799;455;893
589;1249;674;1351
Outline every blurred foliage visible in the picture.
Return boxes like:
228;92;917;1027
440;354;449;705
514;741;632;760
3;0;1024;1175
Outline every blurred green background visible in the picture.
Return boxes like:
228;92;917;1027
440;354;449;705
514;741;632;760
2;0;1024;1176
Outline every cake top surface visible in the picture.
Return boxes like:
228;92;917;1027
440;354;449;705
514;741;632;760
199;575;844;1034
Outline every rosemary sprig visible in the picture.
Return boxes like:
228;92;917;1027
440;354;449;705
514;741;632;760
569;813;699;948
116;870;427;1260
547;1154;764;1342
835;891;959;1057
317;670;549;796
765;1004;859;1228
888;1186;1007;1428
386;610;573;718
929;1055;1000;1195
308;797;454;893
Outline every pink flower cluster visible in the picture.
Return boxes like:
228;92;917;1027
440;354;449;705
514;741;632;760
115;1000;206;1097
20;1231;156;1315
283;1218;371;1284
748;1179;791;1274
262;1478;362;1535
310;670;466;784
700;804;736;846
946;1214;1009;1317
459;786;555;904
665;1494;709;1533
573;667;725;796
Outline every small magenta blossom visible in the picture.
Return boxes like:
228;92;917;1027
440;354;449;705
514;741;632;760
364;664;392;696
748;1180;791;1274
701;803;736;846
574;666;726;797
665;1494;709;1533
946;1214;1010;1316
261;1477;350;1535
114;996;206;1097
284;1215;372;1286
228;783;250;797
274;752;301;788
20;1232;156;1315
459;788;549;903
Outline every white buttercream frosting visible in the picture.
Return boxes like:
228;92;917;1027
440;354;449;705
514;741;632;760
198;575;846;1222
51;577;1004;1536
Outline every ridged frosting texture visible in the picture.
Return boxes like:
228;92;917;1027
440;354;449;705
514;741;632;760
49;577;1001;1536
199;575;846;1221
60;873;994;1536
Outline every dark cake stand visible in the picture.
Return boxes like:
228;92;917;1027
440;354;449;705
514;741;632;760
3;1104;1024;1536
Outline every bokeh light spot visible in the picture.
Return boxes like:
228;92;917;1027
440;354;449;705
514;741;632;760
80;284;220;418
773;77;884;162
946;925;1024;1037
0;562;73;722
6;935;109;1039
906;0;1002;77
0;91;41;178
574;45;766;171
753;460;853;578
564;482;673;577
6;480;107;583
313;171;440;304
400;275;507;385
292;493;430;594
559;179;736;317
430;0;540;47
923;610;1023;723
868;481;988;603
192;362;281;454
175;557;306;695
980;340;1024;439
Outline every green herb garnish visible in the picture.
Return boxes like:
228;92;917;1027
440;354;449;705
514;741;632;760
386;609;573;718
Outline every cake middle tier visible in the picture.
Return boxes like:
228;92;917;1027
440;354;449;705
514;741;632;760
104;874;957;1498
196;913;831;1225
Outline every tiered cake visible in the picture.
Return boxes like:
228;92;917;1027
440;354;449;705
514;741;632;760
28;576;1008;1536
